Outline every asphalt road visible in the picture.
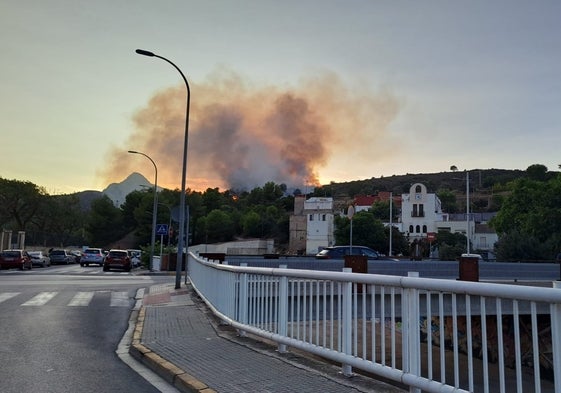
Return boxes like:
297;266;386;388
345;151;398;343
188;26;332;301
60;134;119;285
0;264;172;393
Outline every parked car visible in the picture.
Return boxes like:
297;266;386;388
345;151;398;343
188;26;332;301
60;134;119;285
49;249;75;264
80;248;105;267
315;245;380;260
103;249;132;272
0;249;32;270
127;249;142;268
69;250;82;263
29;251;51;267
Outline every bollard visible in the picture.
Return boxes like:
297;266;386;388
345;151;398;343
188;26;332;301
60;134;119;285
344;255;368;293
458;253;480;282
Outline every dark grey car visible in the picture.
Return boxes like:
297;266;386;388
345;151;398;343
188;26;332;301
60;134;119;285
49;249;75;264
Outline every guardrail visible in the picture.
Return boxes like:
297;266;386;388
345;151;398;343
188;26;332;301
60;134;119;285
188;252;561;393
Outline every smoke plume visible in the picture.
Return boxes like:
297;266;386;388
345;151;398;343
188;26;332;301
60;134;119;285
99;69;400;191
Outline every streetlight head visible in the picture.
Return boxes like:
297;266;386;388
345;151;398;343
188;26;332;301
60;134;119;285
127;150;138;154
136;49;155;57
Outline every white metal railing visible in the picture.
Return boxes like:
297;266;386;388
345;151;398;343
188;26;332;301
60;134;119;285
188;252;561;393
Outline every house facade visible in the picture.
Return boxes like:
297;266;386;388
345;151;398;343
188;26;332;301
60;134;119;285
288;183;498;256
304;197;335;254
401;183;445;242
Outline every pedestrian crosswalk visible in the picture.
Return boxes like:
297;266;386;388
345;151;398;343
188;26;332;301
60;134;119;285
0;290;133;308
1;266;133;275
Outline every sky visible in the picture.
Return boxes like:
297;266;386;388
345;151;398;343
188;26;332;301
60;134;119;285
1;1;560;194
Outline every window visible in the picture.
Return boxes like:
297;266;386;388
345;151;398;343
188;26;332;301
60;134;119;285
422;225;427;233
409;225;414;233
412;204;418;217
309;214;314;221
415;185;422;193
322;214;326;221
419;204;424;217
416;225;421;233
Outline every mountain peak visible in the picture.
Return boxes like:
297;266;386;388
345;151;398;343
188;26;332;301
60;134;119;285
103;172;153;206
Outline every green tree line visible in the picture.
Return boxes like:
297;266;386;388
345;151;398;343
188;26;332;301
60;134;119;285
1;163;561;261
0;179;293;251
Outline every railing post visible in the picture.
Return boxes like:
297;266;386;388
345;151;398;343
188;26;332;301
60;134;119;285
278;265;288;353
551;282;561;392
342;267;353;376
238;263;249;337
404;272;421;393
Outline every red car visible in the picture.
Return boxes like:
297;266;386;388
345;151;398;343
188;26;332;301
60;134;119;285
0;249;32;270
103;249;131;272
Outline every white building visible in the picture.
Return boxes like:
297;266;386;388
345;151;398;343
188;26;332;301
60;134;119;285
304;197;335;254
401;183;445;242
402;183;498;254
288;185;497;257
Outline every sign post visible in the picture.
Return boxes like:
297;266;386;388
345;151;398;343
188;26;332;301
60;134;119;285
348;205;355;255
156;224;168;258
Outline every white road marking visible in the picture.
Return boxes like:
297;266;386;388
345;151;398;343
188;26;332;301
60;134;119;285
110;291;130;307
0;290;134;307
0;292;20;303
68;291;95;306
22;291;58;306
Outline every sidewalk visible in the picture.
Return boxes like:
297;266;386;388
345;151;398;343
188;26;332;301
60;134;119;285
129;281;405;393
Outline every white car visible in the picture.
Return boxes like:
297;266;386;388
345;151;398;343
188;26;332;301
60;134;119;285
127;249;142;268
29;251;51;267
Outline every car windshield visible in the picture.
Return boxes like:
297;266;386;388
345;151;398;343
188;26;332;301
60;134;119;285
360;249;379;257
1;251;20;258
84;249;101;254
51;250;65;255
29;252;41;257
109;251;127;258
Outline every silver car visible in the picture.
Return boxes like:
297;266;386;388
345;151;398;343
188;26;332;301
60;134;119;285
80;248;105;267
29;251;51;267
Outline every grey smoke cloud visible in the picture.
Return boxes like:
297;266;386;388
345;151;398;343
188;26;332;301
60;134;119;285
99;70;400;191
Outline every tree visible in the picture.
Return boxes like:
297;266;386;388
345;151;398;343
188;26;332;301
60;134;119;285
386;226;409;256
526;164;548;182
436;230;467;260
370;201;390;220
494;230;553;261
86;196;125;246
334;211;386;251
204;209;235;242
241;211;261;237
491;173;561;259
38;194;86;247
0;178;46;230
121;190;145;231
437;189;458;213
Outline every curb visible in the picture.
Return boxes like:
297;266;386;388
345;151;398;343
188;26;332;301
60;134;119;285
129;305;217;393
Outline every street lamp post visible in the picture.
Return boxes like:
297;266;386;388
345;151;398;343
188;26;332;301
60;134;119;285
136;49;190;289
465;170;470;254
128;150;158;271
452;167;471;254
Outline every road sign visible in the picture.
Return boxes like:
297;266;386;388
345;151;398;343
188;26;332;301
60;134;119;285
156;224;169;236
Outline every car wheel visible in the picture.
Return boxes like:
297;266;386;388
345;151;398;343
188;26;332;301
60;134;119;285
103;266;109;272
19;264;24;271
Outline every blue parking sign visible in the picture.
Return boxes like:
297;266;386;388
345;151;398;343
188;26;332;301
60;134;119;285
156;224;169;235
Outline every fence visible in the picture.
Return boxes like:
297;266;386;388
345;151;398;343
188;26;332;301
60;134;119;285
188;252;561;393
